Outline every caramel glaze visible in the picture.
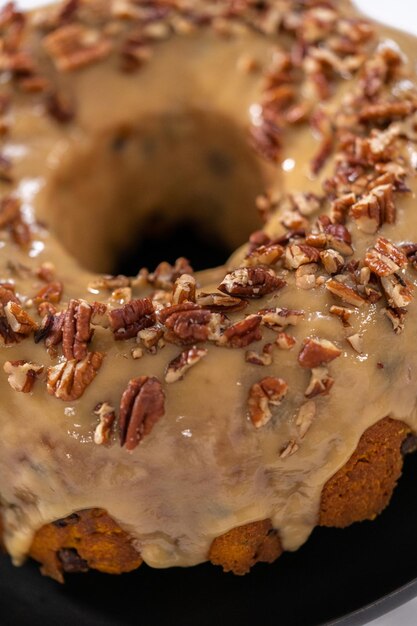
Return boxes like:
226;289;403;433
1;0;417;571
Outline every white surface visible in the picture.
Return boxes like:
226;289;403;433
1;0;417;624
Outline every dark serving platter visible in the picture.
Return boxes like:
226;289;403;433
0;452;417;626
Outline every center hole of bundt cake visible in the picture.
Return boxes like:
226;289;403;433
43;110;267;274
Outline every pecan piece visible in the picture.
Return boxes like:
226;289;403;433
62;299;93;360
298;337;341;369
243;244;284;267
276;332;296;350
248;376;288;428
295;400;316;438
165;346;208;383
172;274;196;305
109;297;155;340
4;301;37;335
259;307;305;329
350;184;396;234
280;440;299;459
43;24;112;72
93;402;116;445
218;268;286;298
365;237;408;277
245;343;273;366
320;249;344;275
149;257;193;289
305;366;334;398
218;315;262;348
329;305;352;326
158;303;215;344
4;360;43;392
285;243;320;269
119;377;165;451
196;292;247;312
47;352;104;401
380;273;413;308
325;277;366;307
384;306;407;334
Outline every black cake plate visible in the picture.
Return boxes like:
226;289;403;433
1;452;417;626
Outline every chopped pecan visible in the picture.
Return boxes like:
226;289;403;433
43;24;112;72
285;243;320;270
295;262;318;290
295;400;316;438
4;360;43;392
88;274;130;292
218;268;286;298
320;249;344;274
243;243;284;267
365;237;408;277
250;117;282;163
172;274;196;305
0;315;19;345
323;224;353;256
298;337;341;369
400;242;417;270
34;312;55;344
330;193;356;224
347;333;363;353
359;100;413;122
90;302;109;328
149;257;193;289
259;307;305;329
62;299;93;360
384;306;407;334
305;366;334;398
165;346;208;383
196;292;247;312
350;184;396;234
280;439;299;459
109;298;155;340
4;301;37;335
218;315;262;348
291;192;321;216
248;376;288;428
45;91;74;123
109;287;132;306
47;352;104;401
329;305;352;326
34;281;63;310
119;377;165;451
93;402;116;445
137;325;164;352
276;332;296;350
245;343;273;366
158;303;213;344
380;273;413;308
0;195;20;228
325;277;366;307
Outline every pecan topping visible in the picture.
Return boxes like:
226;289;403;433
62;299;93;360
295;401;316;438
248;376;288;429
34;281;63;310
285;243;320;269
305;366;334;398
259;307;305;329
172;274;196;305
243;243;284;267
245;343;273;366
280;440;299;459
93;402;116;445
119;377;165;451
298;337;341;369
329;305;352;326
380;273;413;308
88;274;130;292
218;268;286;298
276;332;296;350
43;24;112;72
137;326;164;352
158;303;215;344
325;277;366;307
196;292;247;312
4;301;37;335
350;184;396;234
218;315;262;348
165;346;208;383
295;263;318;290
323;224;353;256
149;257;193;289
330;193;356;224
400;242;417;270
109;297;155;340
4;360;44;392
347;333;363;353
320;249;344;275
384;306;407;334
47;352;104;401
365;237;408;277
45;91;74;123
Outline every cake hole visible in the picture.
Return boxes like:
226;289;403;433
40;110;273;274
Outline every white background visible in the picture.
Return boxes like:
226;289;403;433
1;0;417;624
